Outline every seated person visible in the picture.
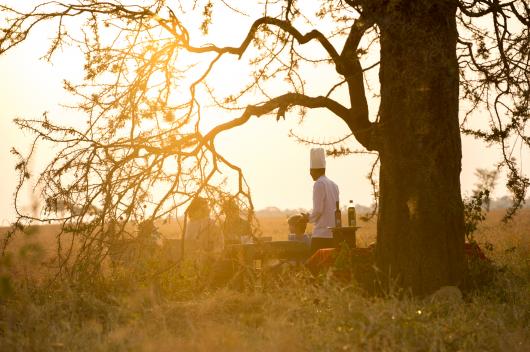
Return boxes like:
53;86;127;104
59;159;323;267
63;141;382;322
222;198;252;244
287;214;311;247
185;197;224;255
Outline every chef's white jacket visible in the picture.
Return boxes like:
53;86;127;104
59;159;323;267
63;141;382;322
309;175;339;238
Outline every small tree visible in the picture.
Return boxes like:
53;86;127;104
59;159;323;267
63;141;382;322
473;168;499;211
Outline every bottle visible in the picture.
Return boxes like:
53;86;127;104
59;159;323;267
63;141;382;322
334;201;342;227
348;200;356;227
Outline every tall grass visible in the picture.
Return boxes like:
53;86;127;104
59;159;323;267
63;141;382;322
0;210;529;351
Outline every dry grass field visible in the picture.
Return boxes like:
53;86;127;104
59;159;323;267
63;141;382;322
0;209;529;351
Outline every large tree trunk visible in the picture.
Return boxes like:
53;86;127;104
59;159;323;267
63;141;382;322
374;1;466;295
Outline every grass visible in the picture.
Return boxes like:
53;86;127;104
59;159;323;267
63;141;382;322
0;210;529;351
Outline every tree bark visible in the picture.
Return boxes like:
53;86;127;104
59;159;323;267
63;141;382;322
374;0;466;295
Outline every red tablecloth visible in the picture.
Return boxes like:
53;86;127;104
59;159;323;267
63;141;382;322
306;242;489;276
305;248;336;275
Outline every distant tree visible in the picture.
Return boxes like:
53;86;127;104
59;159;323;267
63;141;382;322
1;1;528;294
473;168;499;211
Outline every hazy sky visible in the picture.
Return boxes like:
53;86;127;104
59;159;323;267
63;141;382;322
0;1;526;225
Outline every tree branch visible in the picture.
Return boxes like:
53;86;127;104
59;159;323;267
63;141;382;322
179;16;341;65
203;93;351;142
338;14;377;150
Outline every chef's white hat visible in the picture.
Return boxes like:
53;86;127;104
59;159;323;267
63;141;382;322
310;148;326;169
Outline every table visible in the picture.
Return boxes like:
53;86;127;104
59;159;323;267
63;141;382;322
328;226;360;248
224;241;310;262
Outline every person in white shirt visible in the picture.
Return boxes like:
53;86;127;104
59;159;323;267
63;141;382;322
222;198;252;245
303;148;339;255
185;197;224;256
184;197;226;288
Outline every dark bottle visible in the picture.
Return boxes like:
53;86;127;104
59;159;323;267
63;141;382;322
348;200;356;227
334;201;342;227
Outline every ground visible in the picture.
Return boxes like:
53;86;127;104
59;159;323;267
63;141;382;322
0;210;529;351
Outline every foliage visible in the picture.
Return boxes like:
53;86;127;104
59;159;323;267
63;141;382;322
474;168;499;209
334;241;353;271
464;189;489;241
464;168;502;241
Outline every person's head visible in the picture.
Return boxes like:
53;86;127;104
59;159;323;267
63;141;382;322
187;197;209;220
222;198;239;218
137;219;156;239
310;148;326;181
310;168;325;181
288;214;308;236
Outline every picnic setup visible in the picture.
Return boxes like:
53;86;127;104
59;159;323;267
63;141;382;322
108;147;491;290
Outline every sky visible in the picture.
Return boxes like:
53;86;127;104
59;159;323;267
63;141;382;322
0;1;526;225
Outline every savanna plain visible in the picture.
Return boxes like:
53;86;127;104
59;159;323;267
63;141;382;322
0;209;529;351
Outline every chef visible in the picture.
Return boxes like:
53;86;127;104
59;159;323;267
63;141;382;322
303;148;340;254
